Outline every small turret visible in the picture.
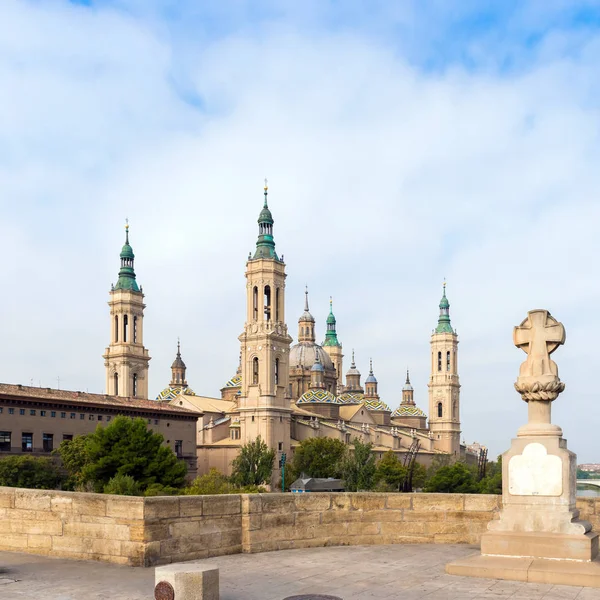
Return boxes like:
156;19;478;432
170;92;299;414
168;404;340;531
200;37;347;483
252;179;279;260
114;220;140;292
170;339;187;386
364;358;378;398
435;282;453;334
345;350;363;391
298;287;316;342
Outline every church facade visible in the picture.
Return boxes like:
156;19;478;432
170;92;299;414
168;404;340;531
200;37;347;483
154;183;476;478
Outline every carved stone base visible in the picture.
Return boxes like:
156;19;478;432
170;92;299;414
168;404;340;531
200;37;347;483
446;553;600;588
481;530;599;562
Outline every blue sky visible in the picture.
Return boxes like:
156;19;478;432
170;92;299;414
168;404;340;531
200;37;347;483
2;0;600;459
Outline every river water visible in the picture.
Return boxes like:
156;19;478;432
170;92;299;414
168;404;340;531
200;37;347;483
577;485;600;497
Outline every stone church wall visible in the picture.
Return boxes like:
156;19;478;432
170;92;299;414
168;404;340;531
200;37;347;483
2;486;599;567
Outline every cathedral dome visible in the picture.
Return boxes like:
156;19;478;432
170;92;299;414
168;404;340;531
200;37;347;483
289;342;334;370
156;385;196;402
297;389;341;405
364;398;391;411
171;354;186;370
392;404;426;418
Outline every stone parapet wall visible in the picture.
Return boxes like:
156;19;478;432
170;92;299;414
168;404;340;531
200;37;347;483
1;487;598;567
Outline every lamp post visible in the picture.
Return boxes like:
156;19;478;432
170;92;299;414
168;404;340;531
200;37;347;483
279;452;287;491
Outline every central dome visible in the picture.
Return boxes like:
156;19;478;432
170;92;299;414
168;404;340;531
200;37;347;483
289;342;334;370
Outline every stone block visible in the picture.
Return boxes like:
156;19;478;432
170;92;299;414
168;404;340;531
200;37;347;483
464;494;500;512
412;494;464;512
294;494;331;511
331;493;352;510
12;519;63;536
577;498;596;519
242;513;262;531
15;490;52;511
106;497;145;520
259;494;294;514
202;495;240;516
51;535;90;554
386;494;412;509
380;521;426;535
321;510;361;524
351;494;387;511
179;496;204;518
27;534;52;549
347;522;379;536
155;562;219;600
51;496;73;513
261;512;294;528
295;512;321;527
0;534;29;549
72;496;107;517
403;510;446;522
444;510;495;522
361;509;403;523
64;522;131;541
241;494;262;514
145;497;181;519
0;488;15;509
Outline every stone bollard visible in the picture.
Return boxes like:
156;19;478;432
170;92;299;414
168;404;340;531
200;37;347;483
154;563;219;600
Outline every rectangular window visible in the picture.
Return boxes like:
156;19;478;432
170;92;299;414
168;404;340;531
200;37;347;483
51;411;56;418
278;442;283;451
0;408;3;414
147;419;151;424
106;416;111;422
9;408;14;415
154;419;158;425
30;409;36;416
62;434;73;442
40;410;46;417
89;415;94;421
42;433;54;452
0;431;11;451
60;412;66;419
70;413;76;419
22;433;33;452
98;415;103;421
19;409;25;416
175;440;183;457
80;414;85;420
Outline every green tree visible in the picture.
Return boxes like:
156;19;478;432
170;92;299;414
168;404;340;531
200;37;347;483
342;439;376;492
292;437;346;479
55;416;187;493
184;468;236;495
424;462;480;493
104;474;141;496
374;451;406;490
411;462;428;490
0;456;65;490
479;456;502;494
230;436;275;487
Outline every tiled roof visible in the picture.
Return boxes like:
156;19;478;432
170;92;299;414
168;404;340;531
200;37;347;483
0;383;200;416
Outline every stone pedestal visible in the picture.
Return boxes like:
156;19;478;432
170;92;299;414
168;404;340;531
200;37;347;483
446;309;600;587
155;563;219;600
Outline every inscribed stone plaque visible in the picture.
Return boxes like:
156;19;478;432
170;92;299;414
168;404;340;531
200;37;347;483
508;442;562;496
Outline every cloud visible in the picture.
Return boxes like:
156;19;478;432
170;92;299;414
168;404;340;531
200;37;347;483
1;0;600;459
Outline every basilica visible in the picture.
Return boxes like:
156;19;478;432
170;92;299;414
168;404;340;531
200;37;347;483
102;183;473;478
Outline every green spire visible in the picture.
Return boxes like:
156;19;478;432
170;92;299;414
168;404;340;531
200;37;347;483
114;220;140;292
252;179;279;260
435;282;453;334
323;296;341;347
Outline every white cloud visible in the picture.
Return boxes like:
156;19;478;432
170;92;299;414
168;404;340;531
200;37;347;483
1;1;600;459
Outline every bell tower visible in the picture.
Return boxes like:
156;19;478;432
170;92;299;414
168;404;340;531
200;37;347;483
428;283;461;456
322;297;344;393
103;222;151;398
238;181;293;464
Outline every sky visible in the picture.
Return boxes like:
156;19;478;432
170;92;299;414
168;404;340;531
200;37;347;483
1;0;600;460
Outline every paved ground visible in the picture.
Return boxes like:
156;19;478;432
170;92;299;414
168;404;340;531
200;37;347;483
3;545;600;599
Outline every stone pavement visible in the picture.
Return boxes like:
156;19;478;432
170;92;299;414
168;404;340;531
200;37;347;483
3;545;600;599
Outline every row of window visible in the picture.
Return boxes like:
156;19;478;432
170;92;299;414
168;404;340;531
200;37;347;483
113;372;138;397
252;285;280;322
0;407;113;421
437;350;454;372
0;431;182;456
251;357;280;385
114;314;138;344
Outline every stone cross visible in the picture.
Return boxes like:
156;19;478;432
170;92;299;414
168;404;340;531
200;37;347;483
513;309;565;382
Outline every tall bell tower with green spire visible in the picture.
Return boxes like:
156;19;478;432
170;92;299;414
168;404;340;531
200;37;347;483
428;283;461;457
322;297;344;393
103;221;151;399
238;181;293;478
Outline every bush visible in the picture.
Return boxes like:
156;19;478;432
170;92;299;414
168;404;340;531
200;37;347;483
0;455;65;490
230;436;275;487
424;462;480;493
374;451;406;490
184;468;236;495
292;437;346;479
103;474;141;496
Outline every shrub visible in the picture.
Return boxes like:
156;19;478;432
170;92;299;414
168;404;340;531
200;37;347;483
424;462;480;493
0;455;65;490
342;439;376;492
103;474;141;496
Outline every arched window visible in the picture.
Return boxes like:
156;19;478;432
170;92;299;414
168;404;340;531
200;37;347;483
437;351;442;371
114;373;119;396
275;358;279;385
123;315;128;343
253;287;258;321
446;350;451;371
264;285;271;321
114;316;119;342
275;288;280;321
437;402;443;418
132;373;138;397
133;316;138;343
253;357;259;385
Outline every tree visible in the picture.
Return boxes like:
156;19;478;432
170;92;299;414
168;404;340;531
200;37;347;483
184;468;236;495
342;439;376;492
374;451;406;490
0;456;65;490
292;437;346;479
104;474;141;496
424;462;480;493
230;436;275;487
55;416;187;493
411;462;428;490
479;456;502;494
